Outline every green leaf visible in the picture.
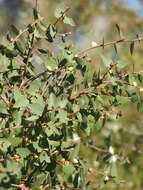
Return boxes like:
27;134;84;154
54;3;66;18
45;57;58;70
102;37;105;49
46;24;57;43
16;148;30;158
57;110;67;123
48;93;58;109
35;173;47;186
130;42;135;55
6;33;12;42
38;48;49;54
33;8;39;20
14;41;24;54
26;115;39;121
38;21;47;31
128;73;135;85
115;24;124;39
110;163;118;176
48;140;60;147
131;93;140;103
58;99;68;108
11;24;20;35
4;48;18;58
63;17;75;26
114;44;118;54
101;55;112;67
95;118;104;131
0;102;8;114
73;57;84;65
14;87;29;109
137;101;143;112
33;141;43;152
80;160;90;174
61;141;71;149
28;24;35;33
137;74;143;83
7;137;22;147
117;60;128;69
26;80;41;95
6;160;21;174
29;102;44;116
39;152;51;163
63;163;75;180
116;95;129;104
0;139;11;152
72;104;80;113
136;34;140;44
13;110;22;125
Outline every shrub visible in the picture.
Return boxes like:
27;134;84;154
0;5;143;190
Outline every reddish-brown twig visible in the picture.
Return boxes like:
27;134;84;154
9;16;44;46
76;37;143;56
53;7;71;26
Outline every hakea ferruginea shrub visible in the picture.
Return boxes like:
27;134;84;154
0;4;143;190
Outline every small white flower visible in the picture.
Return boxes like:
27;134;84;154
139;87;143;92
109;155;117;163
73;133;80;142
109;146;114;155
93;160;100;168
91;41;98;47
133;81;137;86
73;158;78;163
104;176;109;181
61;158;65;162
68;66;74;71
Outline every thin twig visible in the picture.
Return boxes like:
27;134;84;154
35;0;38;10
0;95;10;105
0;125;35;133
11;184;30;190
20;69;54;88
88;144;108;153
9;16;44;46
53;7;71;26
0;68;24;75
76;37;143;56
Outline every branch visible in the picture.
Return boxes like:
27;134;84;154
0;125;36;133
53;7;71;26
20;69;54;88
0;95;10;105
0;68;24;75
87;144;108;153
11;184;29;190
9;16;44;46
68;88;92;101
76;37;143;56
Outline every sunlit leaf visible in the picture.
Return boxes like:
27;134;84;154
17;148;30;158
39;152;51;163
101;55;112;67
63;17;75;26
117;60;128;69
54;3;66;18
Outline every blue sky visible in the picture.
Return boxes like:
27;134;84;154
123;0;143;17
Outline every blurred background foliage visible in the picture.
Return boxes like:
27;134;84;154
0;0;143;189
